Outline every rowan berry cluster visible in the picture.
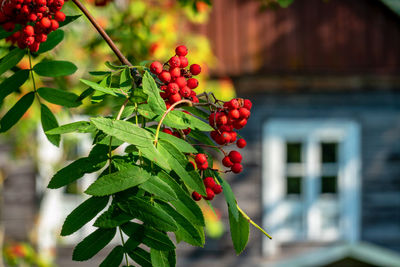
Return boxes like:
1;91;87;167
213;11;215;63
192;176;222;202
150;45;201;109
0;0;67;52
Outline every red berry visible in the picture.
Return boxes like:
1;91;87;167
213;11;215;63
197;162;208;170
150;61;163;74
162;128;173;135
170;67;181;78
228;109;240;119
169;56;181;68
169;93;181;103
190;64;201;75
221;132;232;143
209;113;216;126
179;56;188;68
229;150;242;163
239;107;250;119
23;25;35;36
167;83;179;95
192;191;202;201
29;42;40;52
203;187;215;200
222;156;233;167
231;163;243;174
230;131;237;143
237;139;247;148
203;177;216;188
159;71;171;83
187;78;198;89
54;11;66;22
50;20;59;31
179;86;191;98
35;33;47;43
40;17;51;28
183;128;191;135
243;99;252;110
216;113;228;125
228;99;240;109
233;118;247;129
175;45;188;56
212;184;223;194
195;153;207;164
175;76;187;89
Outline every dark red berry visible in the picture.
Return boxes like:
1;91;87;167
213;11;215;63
231;163;243;174
162;128;173;135
192;191;202;201
222;156;233;167
243;99;252;110
229;150;242;163
195;153;207;164
203;187;215;200
239;107;250;119
203;177;216;188
197;161;208;170
212;184;223;194
190;64;201;75
237;138;247;148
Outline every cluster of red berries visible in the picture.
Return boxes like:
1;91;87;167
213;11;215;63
149;45;201;109
192;177;222;202
0;0;67;52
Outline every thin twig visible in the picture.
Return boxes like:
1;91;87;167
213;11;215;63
236;205;272;239
72;0;132;67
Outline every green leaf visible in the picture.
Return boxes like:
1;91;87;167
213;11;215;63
0;48;25;76
99;246;124;267
94;205;133;228
77;87;94;101
91;117;152;146
37;87;82;107
155;202;204;247
45;121;95;135
213;171;239;221
72;228;116;261
80;79;122;97
61;196;109;236
229;209;249;255
33;60;77;77
120;67;132;92
37;30;64;53
0;92;34;132
139;176;177;202
181;106;209;120
179;111;214;131
158;140;206;195
59;15;81;27
151;249;173;267
142;71;166;114
127;247;152;267
159;172;205;227
147;127;197;153
0;69;30;102
40;104;60;146
118;196;177;232
138;105;189;130
85;165;152;196
48;145;108;189
105;61;127;70
277;0;294;8
89;71;111;76
188;129;219;152
139;145;171;171
121;222;175;251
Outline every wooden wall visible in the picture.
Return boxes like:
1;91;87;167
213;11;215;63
191;0;400;76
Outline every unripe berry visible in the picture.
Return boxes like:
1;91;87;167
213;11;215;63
212;184;223;194
231;163;243;174
203;177;216;189
187;78;198;89
222;156;234;167
244;99;253;110
228;109;240;119
192;191;202;201
179;56;188;68
195;153;207;164
159;71;171;84
175;76;187;89
150;61;163;74
169;56;181;68
229;150;242;163
203;187;215;200
239;107;250;118
237;138;247;148
175;45;188;56
190;64;201;75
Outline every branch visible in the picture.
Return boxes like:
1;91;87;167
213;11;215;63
72;0;132;67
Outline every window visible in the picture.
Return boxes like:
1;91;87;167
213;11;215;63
262;119;361;255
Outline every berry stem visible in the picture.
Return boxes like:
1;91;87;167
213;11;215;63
236;204;272;240
71;0;132;67
154;99;193;146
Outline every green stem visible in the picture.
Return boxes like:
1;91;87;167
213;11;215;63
28;50;42;104
236;204;272;240
153;99;193;146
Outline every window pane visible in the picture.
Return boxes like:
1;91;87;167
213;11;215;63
321;142;338;163
286;142;302;163
321;176;337;194
287;176;302;195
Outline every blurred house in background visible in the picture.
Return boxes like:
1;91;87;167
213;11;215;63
2;0;400;266
184;0;400;266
